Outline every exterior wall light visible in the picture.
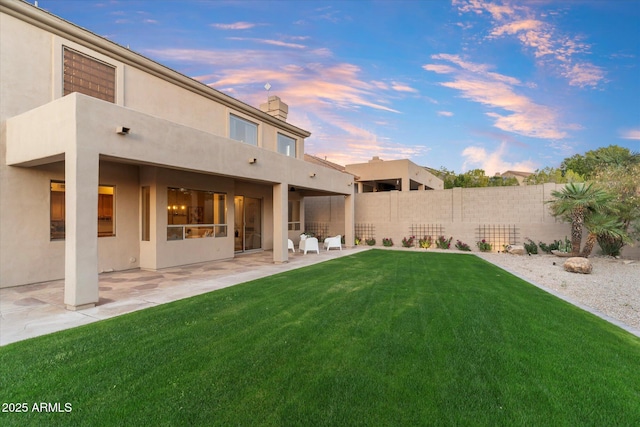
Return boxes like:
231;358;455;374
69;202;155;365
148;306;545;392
248;158;257;164
116;126;130;135
309;172;316;178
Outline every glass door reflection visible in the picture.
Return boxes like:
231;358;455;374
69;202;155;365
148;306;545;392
234;196;261;252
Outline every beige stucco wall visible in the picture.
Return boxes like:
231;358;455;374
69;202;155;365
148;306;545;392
0;159;140;286
0;12;51;119
146;168;236;269
2;90;352;287
0;3;355;290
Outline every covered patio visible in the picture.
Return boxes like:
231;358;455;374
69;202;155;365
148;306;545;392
0;247;369;346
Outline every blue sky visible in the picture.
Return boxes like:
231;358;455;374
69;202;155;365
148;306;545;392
36;0;639;174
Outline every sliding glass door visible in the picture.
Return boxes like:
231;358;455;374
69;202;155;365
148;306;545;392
234;196;262;252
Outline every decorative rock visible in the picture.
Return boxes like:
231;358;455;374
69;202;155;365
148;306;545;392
506;245;526;255
551;250;573;257
563;257;592;274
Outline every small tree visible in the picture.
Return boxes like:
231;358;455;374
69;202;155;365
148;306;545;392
580;213;629;257
524;167;584;185
547;182;613;256
593;161;640;255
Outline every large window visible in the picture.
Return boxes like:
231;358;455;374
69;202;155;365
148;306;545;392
288;200;301;231
50;182;115;240
63;47;116;103
167;188;227;240
278;133;296;157
230;115;258;146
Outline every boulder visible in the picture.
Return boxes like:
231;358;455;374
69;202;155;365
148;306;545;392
506;245;526;255
563;257;592;274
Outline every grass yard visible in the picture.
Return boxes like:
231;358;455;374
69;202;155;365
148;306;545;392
1;250;639;426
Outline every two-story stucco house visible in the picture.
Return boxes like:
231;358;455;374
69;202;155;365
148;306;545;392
0;0;355;309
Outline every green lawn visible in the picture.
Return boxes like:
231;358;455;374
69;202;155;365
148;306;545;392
1;250;639;426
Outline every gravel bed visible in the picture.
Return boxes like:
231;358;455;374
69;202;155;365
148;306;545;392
474;252;640;334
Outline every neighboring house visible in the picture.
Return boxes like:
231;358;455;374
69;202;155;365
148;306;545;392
304;154;349;174
304;155;444;239
0;0;355;309
345;156;444;192
499;170;533;185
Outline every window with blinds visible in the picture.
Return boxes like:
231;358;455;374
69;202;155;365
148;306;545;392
63;47;116;103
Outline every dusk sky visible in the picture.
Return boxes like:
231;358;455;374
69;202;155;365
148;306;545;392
35;0;639;174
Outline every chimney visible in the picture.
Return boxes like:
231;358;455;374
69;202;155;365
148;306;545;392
369;156;382;163
260;95;288;121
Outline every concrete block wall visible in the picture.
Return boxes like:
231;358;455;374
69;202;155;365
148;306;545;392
305;184;640;259
304;195;345;239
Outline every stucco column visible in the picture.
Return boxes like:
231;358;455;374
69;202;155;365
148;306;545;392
64;149;99;310
344;193;355;248
273;183;288;264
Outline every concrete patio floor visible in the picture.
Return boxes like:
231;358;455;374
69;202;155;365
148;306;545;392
1;247;369;346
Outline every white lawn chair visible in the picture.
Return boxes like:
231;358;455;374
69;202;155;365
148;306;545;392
324;235;342;251
302;237;319;254
288;239;295;253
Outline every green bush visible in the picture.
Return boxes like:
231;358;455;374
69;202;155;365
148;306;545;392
597;235;624;257
476;239;492;252
435;236;452;249
455;240;471;251
401;236;415;248
419;236;432;249
524;238;538;254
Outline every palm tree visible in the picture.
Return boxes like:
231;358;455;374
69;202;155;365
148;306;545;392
548;182;613;256
594;150;640;169
579;212;629;257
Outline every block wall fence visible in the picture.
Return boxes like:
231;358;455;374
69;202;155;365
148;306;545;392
305;183;640;259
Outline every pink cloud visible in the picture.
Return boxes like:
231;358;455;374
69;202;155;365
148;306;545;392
453;0;517;20
226;37;306;49
438;111;454;117
391;82;419;93
145;43;428;165
462;141;537;175
422;64;457;74
211;22;257;30
561;62;605;88
424;54;569;139
491;19;543;37
620;129;640;140
456;0;606;88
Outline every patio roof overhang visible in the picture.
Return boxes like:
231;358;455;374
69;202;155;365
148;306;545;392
5;93;355;196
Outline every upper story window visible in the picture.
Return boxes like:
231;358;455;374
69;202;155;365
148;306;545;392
230;114;258;146
63;47;116;103
278;133;296;157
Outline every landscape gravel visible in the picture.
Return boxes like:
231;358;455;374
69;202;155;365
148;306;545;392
474;251;640;335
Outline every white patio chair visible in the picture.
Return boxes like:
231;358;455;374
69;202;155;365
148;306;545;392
324;235;342;251
302;237;320;254
288;239;295;253
299;234;307;253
